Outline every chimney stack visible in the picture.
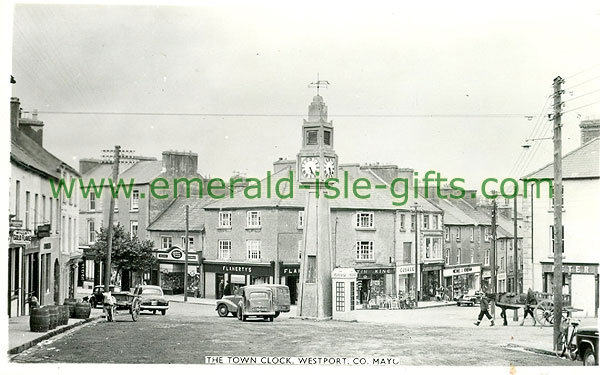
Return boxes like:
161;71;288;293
18;117;45;147
161;150;198;177
579;119;600;146
10;97;20;133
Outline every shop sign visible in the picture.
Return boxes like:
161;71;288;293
356;268;395;275
280;265;300;277
482;270;491;278
541;263;598;275
443;265;481;277
204;262;273;276
171;249;183;259
397;265;415;275
10;230;32;245
9;219;23;228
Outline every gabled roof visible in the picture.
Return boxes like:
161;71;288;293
435;199;477;225
11;127;80;178
147;196;213;232
82;160;164;186
522;137;599;180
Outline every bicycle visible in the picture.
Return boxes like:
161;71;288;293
555;316;580;360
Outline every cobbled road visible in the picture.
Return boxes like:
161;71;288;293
10;302;580;366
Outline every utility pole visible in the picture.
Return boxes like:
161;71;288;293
552;76;564;350
184;204;189;302
413;203;421;307
491;196;497;316
105;145;121;293
514;196;519;293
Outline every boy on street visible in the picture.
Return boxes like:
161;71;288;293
474;293;495;326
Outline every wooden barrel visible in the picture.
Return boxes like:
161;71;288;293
74;302;91;319
58;305;70;325
29;306;49;332
47;305;59;330
63;298;77;318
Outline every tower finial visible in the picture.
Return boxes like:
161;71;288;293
308;73;330;96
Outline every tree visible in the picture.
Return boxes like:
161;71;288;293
88;224;157;284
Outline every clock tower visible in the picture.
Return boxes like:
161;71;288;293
296;78;338;319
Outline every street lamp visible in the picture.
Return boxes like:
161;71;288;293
412;202;422;307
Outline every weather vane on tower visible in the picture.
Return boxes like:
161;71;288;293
308;73;330;96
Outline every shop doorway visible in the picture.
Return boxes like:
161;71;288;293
285;276;299;305
215;273;224;299
53;259;60;305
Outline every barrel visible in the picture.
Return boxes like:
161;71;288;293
29;306;49;332
63;298;77;318
47;305;59;330
58;305;70;325
74;302;91;319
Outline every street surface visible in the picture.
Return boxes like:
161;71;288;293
10;302;582;366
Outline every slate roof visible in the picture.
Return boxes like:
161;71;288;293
146;196;213;231
522;137;599;180
82;160;164;186
435;199;478;225
11;126;80;178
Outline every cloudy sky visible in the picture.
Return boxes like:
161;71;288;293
7;1;600;188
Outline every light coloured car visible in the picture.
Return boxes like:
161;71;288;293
132;285;169;315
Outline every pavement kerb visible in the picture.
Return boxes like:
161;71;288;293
8;315;102;356
505;343;557;358
166;299;215;306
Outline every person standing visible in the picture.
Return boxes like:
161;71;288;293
474;293;495;326
520;288;537;326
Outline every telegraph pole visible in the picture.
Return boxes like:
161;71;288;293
413;203;421;307
184;204;189;302
490;196;497;316
514;196;519;293
105;145;121;292
552;76;564;350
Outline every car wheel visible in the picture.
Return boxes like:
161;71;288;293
153;310;156;315
583;348;597;366
217;304;229;317
274;312;280;318
161;310;166;316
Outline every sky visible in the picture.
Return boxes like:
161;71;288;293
5;1;600;190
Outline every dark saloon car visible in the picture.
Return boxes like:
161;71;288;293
132;285;169;315
576;326;598;366
89;285;120;308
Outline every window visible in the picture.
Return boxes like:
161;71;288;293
400;214;406;231
550;225;565;253
444;227;449;241
49;197;53;231
324;130;331;146
131;190;139;211
88;220;96;244
89;192;96;211
218;211;232;228
161;236;173;249
456;228;461;242
130;220;138;239
356;241;374;261
55;199;60;233
25;191;30;230
298;239;303;260
484;249;490;266
425;238;432;258
45;254;51;292
181;236;194;250
246;211;261;228
470;228;474;242
336;282;345;312
298;211;304;229
445;249;450;264
470;249;474;264
500;256;505;271
350;281;355;310
306;130;318;145
411;214;416;231
433;215;438;230
42;195;46;223
218;240;232;259
356;212;374;229
34;193;38;226
246;240;261;260
484;227;491;242
456;248;461;264
433;238;441;258
423;214;429;229
85;259;94;281
15;180;20;220
508;256;513;272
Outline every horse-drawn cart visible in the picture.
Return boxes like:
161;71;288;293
105;291;141;322
495;291;581;326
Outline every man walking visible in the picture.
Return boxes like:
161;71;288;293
520;288;537;326
474;293;495;326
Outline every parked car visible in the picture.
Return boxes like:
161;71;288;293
576;326;598;366
132;285;169;315
216;284;290;318
236;285;276;322
457;290;484;307
89;285;120;308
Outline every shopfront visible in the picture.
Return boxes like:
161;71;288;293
481;269;491;293
279;263;300;305
355;266;395;305
541;262;599;317
396;264;416;295
203;260;275;299
443;265;481;299
154;247;200;295
421;263;443;300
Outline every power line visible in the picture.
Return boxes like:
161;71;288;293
562;88;600;103
564;63;600;79
562;99;600;115
563;74;600;91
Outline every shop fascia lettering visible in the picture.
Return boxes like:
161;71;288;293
222;265;252;273
282;268;299;275
543;264;597;275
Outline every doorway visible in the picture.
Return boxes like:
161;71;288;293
285;276;299;305
215;273;224;299
53;259;60;305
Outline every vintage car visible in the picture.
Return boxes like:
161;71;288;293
456;290;484;307
576;326;598;366
132;285;169;315
236;285;276;322
89;285;120;308
216;284;290;318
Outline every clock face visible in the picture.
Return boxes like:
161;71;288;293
323;157;335;178
301;157;320;179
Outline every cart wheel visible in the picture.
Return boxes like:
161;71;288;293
534;300;554;327
132;299;141;322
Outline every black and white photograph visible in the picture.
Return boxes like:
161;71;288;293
2;0;600;372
